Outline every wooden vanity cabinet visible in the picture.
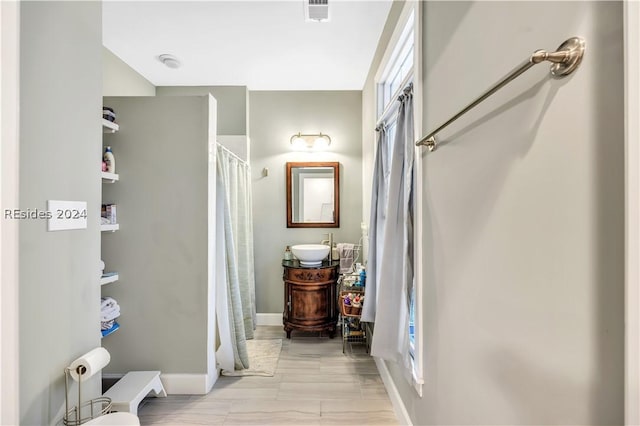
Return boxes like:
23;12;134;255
282;261;339;338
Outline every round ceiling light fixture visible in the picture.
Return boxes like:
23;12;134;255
158;54;181;69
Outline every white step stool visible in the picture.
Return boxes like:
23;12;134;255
104;371;167;415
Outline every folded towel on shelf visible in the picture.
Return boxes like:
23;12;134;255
101;297;117;310
100;297;120;321
337;243;355;274
101;306;120;322
101;319;115;331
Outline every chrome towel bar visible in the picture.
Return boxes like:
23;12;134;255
416;37;586;151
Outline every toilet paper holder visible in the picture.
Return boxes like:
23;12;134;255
63;364;112;425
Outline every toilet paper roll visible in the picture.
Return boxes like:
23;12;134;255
68;347;110;382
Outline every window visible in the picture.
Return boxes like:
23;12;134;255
377;10;415;121
374;1;423;396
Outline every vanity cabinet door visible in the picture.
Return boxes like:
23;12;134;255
289;283;331;324
283;264;338;338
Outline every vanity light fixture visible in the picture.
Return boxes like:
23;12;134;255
157;54;181;69
290;133;332;150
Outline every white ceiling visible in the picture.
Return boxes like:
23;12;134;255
103;1;393;90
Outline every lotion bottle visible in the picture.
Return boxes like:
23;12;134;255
283;246;293;261
103;146;116;173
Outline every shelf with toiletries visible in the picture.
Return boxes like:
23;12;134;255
100;223;119;232
101;321;120;338
100;272;119;286
101;171;119;183
101;296;120;338
102;117;119;133
338;270;367;353
101;106;122;340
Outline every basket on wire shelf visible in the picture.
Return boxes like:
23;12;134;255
340;290;365;317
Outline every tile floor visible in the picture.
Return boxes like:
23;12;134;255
137;326;399;425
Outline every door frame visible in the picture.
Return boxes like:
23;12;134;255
624;0;639;424
0;1;20;424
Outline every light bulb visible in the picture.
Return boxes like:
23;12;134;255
314;136;330;149
292;136;308;149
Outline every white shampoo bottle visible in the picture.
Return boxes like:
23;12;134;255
103;146;115;174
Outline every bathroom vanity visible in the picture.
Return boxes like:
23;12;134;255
282;260;339;338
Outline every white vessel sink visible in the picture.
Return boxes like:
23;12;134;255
291;244;330;266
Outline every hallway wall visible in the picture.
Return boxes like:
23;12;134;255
101;96;216;391
18;2;103;424
374;1;625;424
157;86;249;135
103;47;156;96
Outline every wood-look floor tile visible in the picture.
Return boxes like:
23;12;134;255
361;384;391;399
289;344;343;356
320;400;398;425
224;413;320;425
319;363;379;375
278;382;360;400
205;387;278;400
276;358;321;371
229;400;320;414
135;326;398;425
357;374;384;385
213;376;281;389
139;399;232;416
278;352;321;360
320;399;394;413
280;373;358;383
139;413;226;425
225;398;319;424
138;414;184;425
319;413;399;425
321;353;373;362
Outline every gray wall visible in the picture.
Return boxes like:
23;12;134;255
372;1;624;424
157;86;248;135
250;91;363;313
19;2;102;424
101;96;213;375
103;47;156;96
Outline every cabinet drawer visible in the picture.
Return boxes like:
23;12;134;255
284;266;337;283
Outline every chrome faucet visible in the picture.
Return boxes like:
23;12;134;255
321;232;333;261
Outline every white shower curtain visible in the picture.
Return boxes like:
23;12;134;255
215;144;256;371
368;85;415;368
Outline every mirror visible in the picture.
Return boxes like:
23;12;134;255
286;162;339;228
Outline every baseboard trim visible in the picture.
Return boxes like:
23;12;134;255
206;368;220;393
159;374;209;395
374;356;413;426
256;313;282;326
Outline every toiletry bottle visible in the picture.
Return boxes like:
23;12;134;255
284;246;293;261
103;146;116;173
359;269;366;287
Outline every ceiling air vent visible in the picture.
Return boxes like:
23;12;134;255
305;0;329;22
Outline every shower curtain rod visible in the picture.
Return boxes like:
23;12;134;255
216;141;248;166
416;36;585;152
